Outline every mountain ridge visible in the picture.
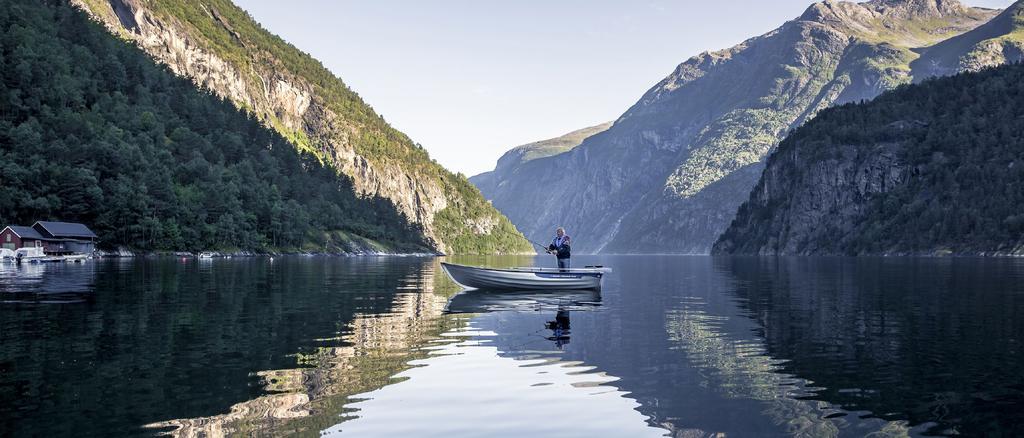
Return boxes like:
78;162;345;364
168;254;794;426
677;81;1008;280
469;122;612;199
912;0;1024;77
472;0;1001;254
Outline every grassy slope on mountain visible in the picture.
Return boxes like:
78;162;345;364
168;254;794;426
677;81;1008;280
912;1;1024;76
0;0;427;252
78;0;530;254
715;63;1024;255
503;122;614;166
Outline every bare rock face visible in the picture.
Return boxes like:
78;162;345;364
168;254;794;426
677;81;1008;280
474;0;999;254
718;142;909;255
72;0;526;254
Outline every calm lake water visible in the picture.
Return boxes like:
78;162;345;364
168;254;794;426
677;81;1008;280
1;255;1023;437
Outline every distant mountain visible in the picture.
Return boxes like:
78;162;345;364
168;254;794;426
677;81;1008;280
470;122;612;199
713;63;1024;256
912;0;1024;77
72;0;531;254
0;0;427;253
473;0;999;254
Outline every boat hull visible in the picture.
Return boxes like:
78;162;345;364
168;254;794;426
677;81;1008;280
441;263;603;290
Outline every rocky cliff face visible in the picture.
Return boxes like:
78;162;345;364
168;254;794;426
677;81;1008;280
713;64;1024;256
72;0;530;254
715;140;911;255
474;0;997;254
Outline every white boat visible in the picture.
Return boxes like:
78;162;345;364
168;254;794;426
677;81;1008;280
440;262;609;291
62;253;90;262
14;247;52;263
13;246;68;264
198;252;215;259
0;248;15;262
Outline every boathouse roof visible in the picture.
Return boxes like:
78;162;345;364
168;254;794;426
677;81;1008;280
33;221;98;239
3;225;45;240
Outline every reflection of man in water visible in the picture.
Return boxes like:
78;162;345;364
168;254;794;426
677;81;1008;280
546;309;571;349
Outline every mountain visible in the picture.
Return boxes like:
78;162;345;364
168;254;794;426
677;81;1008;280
912;0;1024;77
71;0;531;254
713;63;1024;256
469;122;612;198
0;0;429;253
473;0;998;254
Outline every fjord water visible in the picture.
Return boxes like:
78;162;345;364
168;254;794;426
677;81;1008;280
1;256;1023;436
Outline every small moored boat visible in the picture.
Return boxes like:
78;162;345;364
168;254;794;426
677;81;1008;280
440;262;609;291
14;247;50;263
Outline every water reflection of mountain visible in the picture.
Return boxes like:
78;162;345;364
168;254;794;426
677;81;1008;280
478;256;913;437
146;263;459;437
0;257;456;437
330;285;666;438
715;257;1024;436
8;256;1021;436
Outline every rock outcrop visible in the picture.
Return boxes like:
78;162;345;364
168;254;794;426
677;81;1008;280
474;0;999;254
72;0;530;254
713;64;1024;256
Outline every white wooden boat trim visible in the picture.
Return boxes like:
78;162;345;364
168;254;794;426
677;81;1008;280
441;262;605;291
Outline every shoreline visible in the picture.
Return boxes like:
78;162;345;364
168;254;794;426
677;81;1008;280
90;249;542;258
92;249;443;258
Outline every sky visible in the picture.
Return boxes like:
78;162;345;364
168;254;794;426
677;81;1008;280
234;0;1014;176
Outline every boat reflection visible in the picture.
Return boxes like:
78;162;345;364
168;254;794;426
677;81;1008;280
444;288;601;350
443;288;601;314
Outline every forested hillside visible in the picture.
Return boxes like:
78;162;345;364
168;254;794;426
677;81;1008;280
0;0;427;252
714;63;1024;255
73;0;532;255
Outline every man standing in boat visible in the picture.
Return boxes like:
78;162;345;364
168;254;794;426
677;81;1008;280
547;227;571;270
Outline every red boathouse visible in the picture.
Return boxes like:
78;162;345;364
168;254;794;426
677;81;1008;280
0;221;98;255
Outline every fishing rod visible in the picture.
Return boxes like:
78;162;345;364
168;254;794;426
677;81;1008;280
527;239;553;253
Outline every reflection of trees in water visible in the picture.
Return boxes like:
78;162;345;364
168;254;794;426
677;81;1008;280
664;296;910;438
714;257;1024;436
145;264;462;437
